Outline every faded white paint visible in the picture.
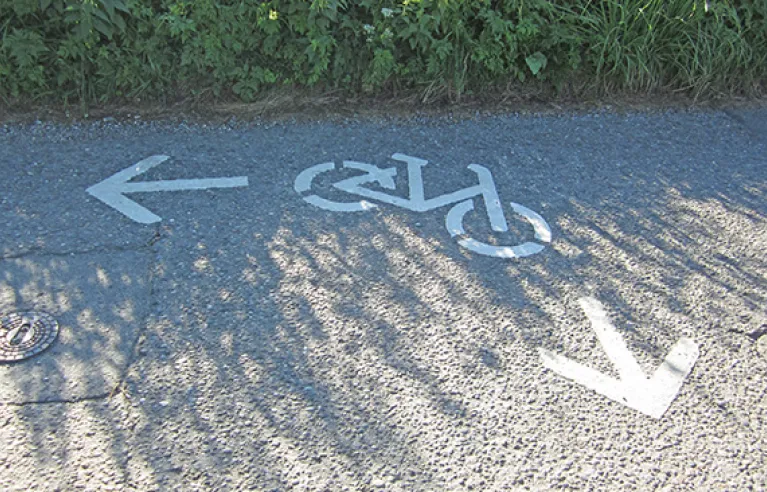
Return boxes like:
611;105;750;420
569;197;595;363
294;162;378;212
295;153;552;259
87;155;249;224
538;297;700;419
445;200;551;258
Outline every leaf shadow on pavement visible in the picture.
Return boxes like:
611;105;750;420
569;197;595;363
1;111;766;490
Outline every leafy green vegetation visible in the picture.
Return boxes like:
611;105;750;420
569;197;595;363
1;0;765;108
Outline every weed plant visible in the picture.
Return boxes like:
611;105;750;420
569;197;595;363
1;0;765;108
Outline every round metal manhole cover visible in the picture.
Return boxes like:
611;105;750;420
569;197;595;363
0;311;59;362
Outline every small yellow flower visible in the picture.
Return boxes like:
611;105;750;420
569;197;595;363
269;9;278;20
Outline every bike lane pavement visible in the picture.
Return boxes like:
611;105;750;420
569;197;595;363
1;110;765;489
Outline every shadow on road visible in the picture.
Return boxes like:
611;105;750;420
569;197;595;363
1;117;765;489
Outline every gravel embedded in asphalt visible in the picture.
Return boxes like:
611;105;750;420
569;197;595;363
1;108;765;490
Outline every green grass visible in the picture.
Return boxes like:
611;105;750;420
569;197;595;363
1;0;765;110
566;0;766;97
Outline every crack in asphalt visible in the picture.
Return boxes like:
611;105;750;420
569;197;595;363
0;241;154;261
0;224;163;407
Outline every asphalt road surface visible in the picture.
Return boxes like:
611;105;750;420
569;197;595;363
1;108;765;490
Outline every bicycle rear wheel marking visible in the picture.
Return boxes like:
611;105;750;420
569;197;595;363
295;162;377;212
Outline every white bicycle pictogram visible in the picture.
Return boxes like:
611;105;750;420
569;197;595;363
294;153;552;259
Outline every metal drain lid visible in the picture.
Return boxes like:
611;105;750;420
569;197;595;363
0;311;59;362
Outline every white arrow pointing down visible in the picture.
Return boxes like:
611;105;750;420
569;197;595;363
87;155;249;224
538;297;699;419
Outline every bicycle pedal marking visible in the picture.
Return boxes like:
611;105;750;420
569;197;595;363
294;154;552;259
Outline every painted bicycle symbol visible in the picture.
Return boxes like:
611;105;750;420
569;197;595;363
294;153;552;258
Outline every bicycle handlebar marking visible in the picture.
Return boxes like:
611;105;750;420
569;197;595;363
294;154;552;259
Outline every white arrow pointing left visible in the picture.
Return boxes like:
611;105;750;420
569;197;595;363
538;297;699;419
87;155;249;224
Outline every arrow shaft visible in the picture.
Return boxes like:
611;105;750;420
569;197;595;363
122;177;248;193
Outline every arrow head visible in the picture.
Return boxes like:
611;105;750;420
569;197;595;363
539;298;700;419
87;155;248;224
87;155;170;224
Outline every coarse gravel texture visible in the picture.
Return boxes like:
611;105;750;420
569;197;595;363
1;108;765;490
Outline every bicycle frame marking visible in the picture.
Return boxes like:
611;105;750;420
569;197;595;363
294;153;552;259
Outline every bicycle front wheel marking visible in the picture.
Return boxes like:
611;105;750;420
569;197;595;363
458;237;546;259
446;200;551;259
509;202;552;243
